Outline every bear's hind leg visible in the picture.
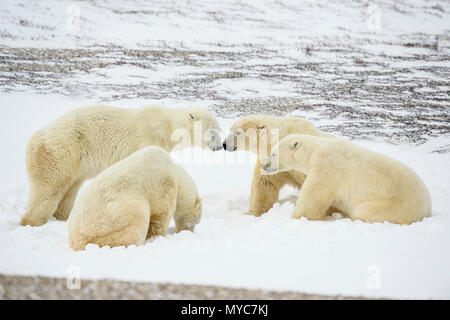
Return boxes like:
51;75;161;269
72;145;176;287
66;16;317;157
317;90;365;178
54;180;83;221
21;183;68;227
22;139;79;226
79;197;151;249
352;201;413;224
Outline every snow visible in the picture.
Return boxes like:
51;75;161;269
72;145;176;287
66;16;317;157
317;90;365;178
0;93;449;299
1;0;449;51
1;0;449;300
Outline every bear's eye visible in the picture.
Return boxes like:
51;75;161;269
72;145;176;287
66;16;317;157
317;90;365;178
257;125;265;130
234;130;242;135
290;141;300;150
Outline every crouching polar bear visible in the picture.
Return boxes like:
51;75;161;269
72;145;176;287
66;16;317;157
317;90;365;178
263;134;431;224
22;105;221;227
68;146;202;250
223;115;335;216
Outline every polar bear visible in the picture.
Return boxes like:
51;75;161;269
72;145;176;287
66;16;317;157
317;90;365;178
263;134;432;224
223;115;334;216
22;105;221;227
67;146;202;250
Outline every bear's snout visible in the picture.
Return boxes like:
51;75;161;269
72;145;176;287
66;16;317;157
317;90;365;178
223;140;237;151
223;137;237;151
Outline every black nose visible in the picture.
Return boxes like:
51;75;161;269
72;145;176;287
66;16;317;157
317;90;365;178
223;141;227;150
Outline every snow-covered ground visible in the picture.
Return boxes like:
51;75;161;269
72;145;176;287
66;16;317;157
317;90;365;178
0;0;449;299
1;93;449;299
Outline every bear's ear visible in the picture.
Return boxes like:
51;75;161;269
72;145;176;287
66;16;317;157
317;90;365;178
241;119;257;130
290;141;300;151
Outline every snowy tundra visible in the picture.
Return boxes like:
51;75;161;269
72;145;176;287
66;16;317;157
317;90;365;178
0;0;449;299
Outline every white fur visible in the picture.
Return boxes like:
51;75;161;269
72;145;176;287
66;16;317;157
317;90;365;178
67;146;202;250
266;134;431;224
22;105;219;226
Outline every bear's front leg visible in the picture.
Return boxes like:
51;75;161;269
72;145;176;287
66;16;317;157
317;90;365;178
291;169;336;221
148;212;172;238
54;180;83;221
249;163;283;217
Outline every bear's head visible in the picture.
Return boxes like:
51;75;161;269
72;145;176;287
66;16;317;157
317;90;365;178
172;108;222;152
175;196;202;233
262;134;314;174
222;115;288;159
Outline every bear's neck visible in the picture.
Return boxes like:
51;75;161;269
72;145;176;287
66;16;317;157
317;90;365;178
165;109;190;151
133;107;187;152
294;145;315;174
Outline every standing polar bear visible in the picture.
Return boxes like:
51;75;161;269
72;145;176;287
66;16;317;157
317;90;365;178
223;115;334;216
68;146;202;250
263;134;431;224
22;105;221;227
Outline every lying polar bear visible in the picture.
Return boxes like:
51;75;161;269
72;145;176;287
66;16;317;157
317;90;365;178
263;134;431;224
223;115;335;216
68;146;202;250
22;105;221;227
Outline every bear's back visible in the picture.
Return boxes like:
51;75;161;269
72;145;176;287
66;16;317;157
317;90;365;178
85;146;175;198
317;138;431;214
